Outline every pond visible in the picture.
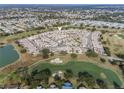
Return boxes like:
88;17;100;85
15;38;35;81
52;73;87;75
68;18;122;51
0;44;19;67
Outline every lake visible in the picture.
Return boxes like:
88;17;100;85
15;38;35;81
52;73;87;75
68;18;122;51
0;44;19;67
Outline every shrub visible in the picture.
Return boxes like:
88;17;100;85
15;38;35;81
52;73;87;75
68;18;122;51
60;51;67;55
20;48;27;53
116;53;124;59
96;79;107;88
70;53;77;59
40;48;50;59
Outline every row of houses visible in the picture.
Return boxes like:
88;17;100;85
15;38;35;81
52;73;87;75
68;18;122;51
72;20;124;29
2;18;124;34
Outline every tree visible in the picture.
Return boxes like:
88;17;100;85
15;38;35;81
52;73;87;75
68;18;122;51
40;48;50;58
116;53;124;59
42;68;52;77
53;75;65;88
20;48;27;53
54;74;61;81
31;69;38;77
96;79;107;88
16;67;28;78
113;81;121;89
85;49;98;57
70;53;77;59
100;58;106;63
64;69;73;79
79;24;84;29
102;26;109;28
50;52;54;56
91;27;96;31
104;47;111;56
77;71;96;88
32;68;52;84
4;33;10;36
16;67;31;85
119;64;124;75
77;83;86;89
102;41;107;44
101;30;107;34
106;39;110;45
109;60;117;65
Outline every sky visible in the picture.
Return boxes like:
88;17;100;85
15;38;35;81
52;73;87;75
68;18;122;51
0;0;124;4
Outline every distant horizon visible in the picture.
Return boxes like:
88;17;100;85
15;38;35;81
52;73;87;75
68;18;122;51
0;4;124;8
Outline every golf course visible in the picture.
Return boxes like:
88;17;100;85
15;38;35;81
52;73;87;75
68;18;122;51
30;61;122;88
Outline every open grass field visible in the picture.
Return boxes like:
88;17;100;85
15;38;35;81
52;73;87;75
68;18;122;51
29;61;122;88
0;73;7;84
118;34;124;39
5;30;46;41
103;32;124;55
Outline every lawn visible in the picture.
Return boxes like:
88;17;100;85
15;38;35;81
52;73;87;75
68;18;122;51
118;34;124;39
0;73;7;84
103;33;124;54
6;30;45;40
29;61;122;88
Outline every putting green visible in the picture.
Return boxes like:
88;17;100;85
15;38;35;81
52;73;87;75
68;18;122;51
30;61;122;88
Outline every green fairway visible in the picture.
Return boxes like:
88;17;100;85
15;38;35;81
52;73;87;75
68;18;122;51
29;61;122;88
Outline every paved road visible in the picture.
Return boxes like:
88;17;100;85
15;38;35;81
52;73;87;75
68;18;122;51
108;56;124;62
